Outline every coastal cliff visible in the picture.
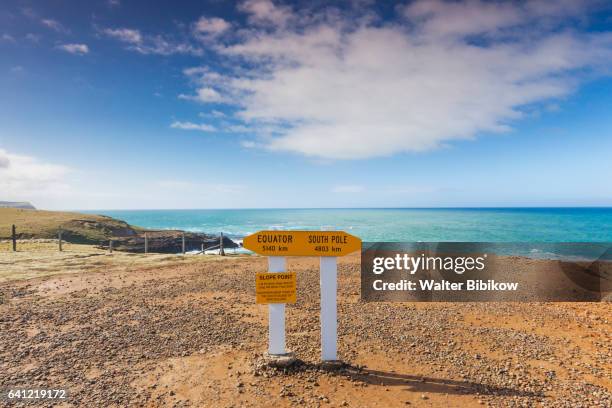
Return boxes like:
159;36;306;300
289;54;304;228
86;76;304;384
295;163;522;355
0;201;36;210
0;208;237;252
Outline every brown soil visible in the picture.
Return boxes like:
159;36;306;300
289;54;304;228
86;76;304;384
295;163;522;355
0;250;610;407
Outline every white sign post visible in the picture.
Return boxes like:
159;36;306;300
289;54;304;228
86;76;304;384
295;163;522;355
268;256;287;355
320;256;338;361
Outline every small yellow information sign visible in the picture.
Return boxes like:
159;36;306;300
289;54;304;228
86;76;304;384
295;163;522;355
256;272;297;304
243;230;361;257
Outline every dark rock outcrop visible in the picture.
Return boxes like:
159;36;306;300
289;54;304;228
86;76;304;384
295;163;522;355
99;230;238;253
62;218;137;242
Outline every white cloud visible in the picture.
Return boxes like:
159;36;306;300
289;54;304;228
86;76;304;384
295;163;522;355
1;34;15;42
170;121;217;132
0;149;71;200
401;0;596;38
178;0;612;159
238;0;293;27
102;27;201;55
58;43;89;55
41;18;68;33
179;67;239;102
107;0;121;7
402;0;523;38
209;110;226;118
193;16;230;38
103;28;143;44
241;140;257;148
140;35;202;55
178;87;227;103
332;185;365;193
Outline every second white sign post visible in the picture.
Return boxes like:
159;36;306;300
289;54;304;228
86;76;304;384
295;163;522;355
320;256;338;361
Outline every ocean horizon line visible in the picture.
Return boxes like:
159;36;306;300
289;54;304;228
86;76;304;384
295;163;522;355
74;206;612;212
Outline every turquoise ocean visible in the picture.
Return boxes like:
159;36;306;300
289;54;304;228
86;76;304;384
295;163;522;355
84;208;612;259
87;208;612;242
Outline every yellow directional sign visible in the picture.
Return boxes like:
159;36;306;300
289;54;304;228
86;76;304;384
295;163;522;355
256;272;297;304
243;230;362;257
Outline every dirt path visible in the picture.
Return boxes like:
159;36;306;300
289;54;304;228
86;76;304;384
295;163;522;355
0;252;610;407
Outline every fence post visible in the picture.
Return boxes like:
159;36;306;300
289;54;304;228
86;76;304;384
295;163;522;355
220;232;225;256
58;228;63;252
201;243;204;254
12;224;16;252
109;239;113;254
182;232;186;254
144;232;148;254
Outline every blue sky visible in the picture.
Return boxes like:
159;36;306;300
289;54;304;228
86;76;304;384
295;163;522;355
1;0;612;210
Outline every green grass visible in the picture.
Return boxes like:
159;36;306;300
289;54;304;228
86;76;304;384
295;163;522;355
0;208;143;244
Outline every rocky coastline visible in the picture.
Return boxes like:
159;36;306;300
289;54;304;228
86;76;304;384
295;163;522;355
99;230;238;253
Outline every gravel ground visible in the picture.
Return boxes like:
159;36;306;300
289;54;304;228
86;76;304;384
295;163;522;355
0;252;610;407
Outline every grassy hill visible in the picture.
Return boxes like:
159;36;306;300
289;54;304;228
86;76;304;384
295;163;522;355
0;208;142;244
